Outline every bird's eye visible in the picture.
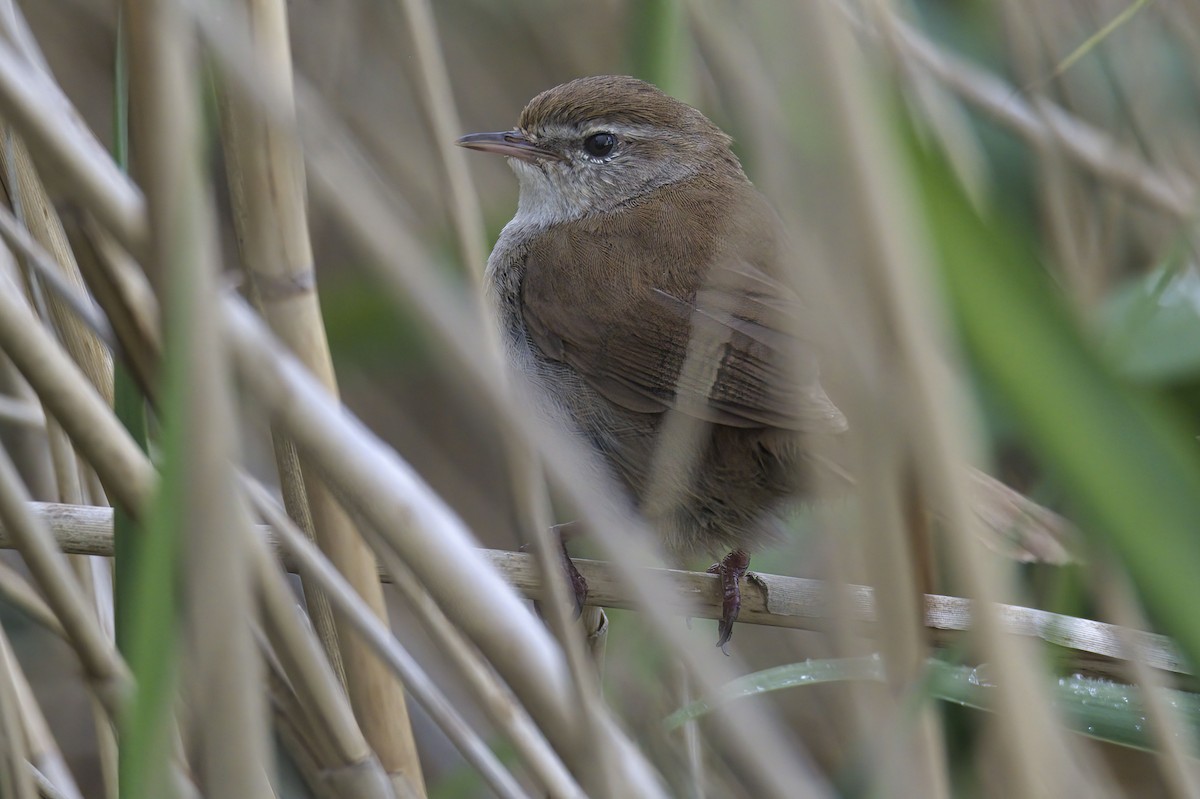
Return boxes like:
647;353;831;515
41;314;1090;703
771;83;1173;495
582;132;617;158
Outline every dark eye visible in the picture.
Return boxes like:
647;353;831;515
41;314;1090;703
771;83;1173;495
583;132;617;158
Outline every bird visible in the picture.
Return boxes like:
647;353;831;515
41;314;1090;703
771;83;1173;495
457;75;1071;648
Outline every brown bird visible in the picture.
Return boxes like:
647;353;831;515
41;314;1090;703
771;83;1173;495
458;75;1070;648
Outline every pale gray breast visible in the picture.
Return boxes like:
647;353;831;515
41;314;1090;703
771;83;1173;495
485;220;632;453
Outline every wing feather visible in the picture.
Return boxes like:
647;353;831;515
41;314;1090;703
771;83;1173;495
520;175;846;433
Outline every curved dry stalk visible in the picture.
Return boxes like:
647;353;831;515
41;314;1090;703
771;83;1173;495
122;0;272;795
9;500;1191;686
0;34;145;254
810;4;1092;795
391;1;616;784
222;297;669;797
0;0;51;74
65;215;160;394
0;269;151;515
0;558;64;638
0;623;34;799
836;1;1196;221
0;394;42;427
0;131;113;405
216;0;423;784
244;478;584;798
250;527;390;796
243;480;532;799
0;625;84;799
0;447;130;719
0;204;114;349
394;0;488;277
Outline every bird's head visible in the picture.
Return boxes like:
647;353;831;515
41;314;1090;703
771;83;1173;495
457;75;742;225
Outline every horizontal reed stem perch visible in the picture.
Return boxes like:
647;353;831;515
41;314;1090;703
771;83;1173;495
11;501;1189;686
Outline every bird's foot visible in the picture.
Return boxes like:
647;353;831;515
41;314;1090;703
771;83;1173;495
707;549;750;654
522;522;588;618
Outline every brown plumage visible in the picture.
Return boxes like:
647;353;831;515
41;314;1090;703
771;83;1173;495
459;76;1071;646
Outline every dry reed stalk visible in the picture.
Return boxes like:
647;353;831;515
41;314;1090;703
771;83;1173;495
395;2;616;773
811;3;1101;795
65;217;160;393
122;0;272;796
221;296;672;797
0;143;122;790
0;35;145;255
0;271;151;513
17;503;1184;684
394;0;488;275
347;519;586;799
0;626;84;799
0;619;34;799
247;486;533;799
0;447;129;718
1096;563;1200;799
842;3;1196;221
0;136;112;404
250;536;395;799
0;559;63;638
216;2;427;788
0;395;41;427
262;657;340;799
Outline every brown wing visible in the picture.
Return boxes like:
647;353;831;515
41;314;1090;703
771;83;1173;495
521;174;846;433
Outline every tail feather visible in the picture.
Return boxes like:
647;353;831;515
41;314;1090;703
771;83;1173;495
967;470;1077;565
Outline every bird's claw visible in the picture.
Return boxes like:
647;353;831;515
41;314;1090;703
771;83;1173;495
707;549;750;654
524;525;588;619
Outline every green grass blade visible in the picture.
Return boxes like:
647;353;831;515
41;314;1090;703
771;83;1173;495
909;134;1200;673
111;11;179;799
663;655;884;730
668;656;1200;755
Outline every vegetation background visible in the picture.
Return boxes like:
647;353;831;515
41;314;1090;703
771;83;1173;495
0;0;1197;797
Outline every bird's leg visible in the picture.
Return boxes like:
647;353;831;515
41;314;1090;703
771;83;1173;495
707;548;750;653
555;522;590;618
522;522;589;618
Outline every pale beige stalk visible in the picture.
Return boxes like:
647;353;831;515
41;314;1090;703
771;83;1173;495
0;134;112;405
0;448;130;718
250;531;393;799
0;625;84;799
216;0;424;787
813;3;1095;795
0;271;152;514
395;1;615;774
244;476;584;798
248;486;535;799
0;616;34;799
222;297;671;797
122;0;272;796
0;149;120;786
0;559;63;638
1097;564;1200;799
0;35;145;254
8;500;1193;684
0;394;41;427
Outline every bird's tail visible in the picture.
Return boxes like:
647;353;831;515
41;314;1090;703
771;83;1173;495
967;469;1077;565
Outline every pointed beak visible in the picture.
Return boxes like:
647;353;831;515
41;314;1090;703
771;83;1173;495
455;130;561;164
